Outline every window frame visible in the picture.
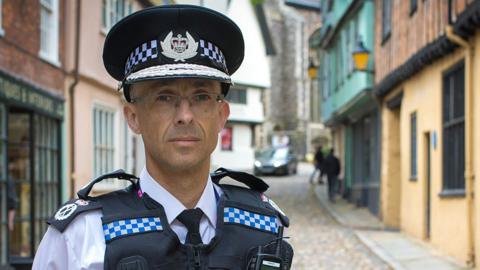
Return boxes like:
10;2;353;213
410;0;418;16
381;0;392;44
441;61;465;195
39;0;60;66
5;110;61;265
102;0;134;32
92;103;119;190
410;112;417;180
226;87;248;105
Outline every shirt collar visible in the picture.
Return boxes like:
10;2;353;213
139;167;218;227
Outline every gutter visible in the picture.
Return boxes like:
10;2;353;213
445;25;475;267
68;0;81;198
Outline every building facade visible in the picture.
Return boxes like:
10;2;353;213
64;0;151;198
0;1;66;269
174;0;272;171
375;0;480;266
263;0;322;158
314;0;380;215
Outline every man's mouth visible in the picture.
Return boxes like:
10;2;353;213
168;137;201;142
168;137;201;146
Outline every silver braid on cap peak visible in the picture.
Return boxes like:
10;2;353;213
125;64;231;83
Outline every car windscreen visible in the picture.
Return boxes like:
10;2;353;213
273;148;289;159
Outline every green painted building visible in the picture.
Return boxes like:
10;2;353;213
312;0;380;215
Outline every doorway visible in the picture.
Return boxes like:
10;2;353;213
424;132;432;240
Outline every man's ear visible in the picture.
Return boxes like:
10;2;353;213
124;103;141;134
217;102;230;132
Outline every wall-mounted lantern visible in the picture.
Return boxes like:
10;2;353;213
308;60;318;79
352;40;373;74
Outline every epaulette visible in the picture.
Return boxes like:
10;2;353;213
48;169;139;233
212;167;289;227
47;198;102;232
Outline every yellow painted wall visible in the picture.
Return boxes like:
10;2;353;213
382;47;471;263
380;94;401;228
473;30;480;269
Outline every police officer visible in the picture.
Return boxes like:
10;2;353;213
33;5;293;270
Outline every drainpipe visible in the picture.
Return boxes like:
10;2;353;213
445;25;475;267
68;0;81;198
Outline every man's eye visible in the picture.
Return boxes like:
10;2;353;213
193;94;212;102
156;95;174;102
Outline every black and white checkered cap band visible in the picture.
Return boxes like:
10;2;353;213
199;40;227;71
124;38;228;77
126;63;231;83
125;40;158;75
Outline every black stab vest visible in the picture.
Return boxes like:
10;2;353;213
48;169;293;270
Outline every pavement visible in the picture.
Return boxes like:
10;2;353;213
313;180;470;270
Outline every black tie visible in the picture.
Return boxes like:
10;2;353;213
177;208;204;245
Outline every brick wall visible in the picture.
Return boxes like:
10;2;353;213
374;0;474;84
0;0;66;95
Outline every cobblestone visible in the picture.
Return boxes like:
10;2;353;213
261;164;390;270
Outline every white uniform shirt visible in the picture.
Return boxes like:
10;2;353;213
32;168;222;270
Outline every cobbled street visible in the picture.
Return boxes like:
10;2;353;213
261;163;390;270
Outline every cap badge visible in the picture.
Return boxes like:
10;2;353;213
161;31;198;62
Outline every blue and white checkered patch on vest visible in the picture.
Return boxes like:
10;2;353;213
223;207;278;234
103;217;163;241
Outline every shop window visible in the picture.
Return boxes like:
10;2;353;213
220;127;233;151
102;0;134;31
382;0;392;43
442;62;465;192
7;111;60;263
39;0;59;65
226;87;247;104
410;112;417;180
93;106;116;178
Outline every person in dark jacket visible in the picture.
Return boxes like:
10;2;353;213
309;145;324;184
323;148;341;202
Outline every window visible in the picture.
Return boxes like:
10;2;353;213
335;44;341;90
33;115;60;251
220;127;233;151
93;106;116;178
226;87;247;104
442;62;465;191
39;0;59;65
410;112;417;179
102;0;134;31
410;0;417;16
0;0;4;36
382;0;392;42
322;56;329;100
7;111;60;262
349;20;355;73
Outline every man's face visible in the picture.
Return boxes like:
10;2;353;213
124;78;230;172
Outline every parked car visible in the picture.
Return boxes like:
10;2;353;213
253;147;298;176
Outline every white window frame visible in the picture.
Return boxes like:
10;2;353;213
0;0;4;36
102;0;134;32
92;103;121;191
39;0;60;66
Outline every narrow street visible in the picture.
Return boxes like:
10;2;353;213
261;163;390;270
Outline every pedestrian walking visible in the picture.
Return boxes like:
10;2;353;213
323;148;341;202
309;145;324;184
32;5;293;270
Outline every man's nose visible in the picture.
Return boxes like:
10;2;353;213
173;98;194;125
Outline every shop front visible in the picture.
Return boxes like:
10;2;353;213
0;71;63;270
